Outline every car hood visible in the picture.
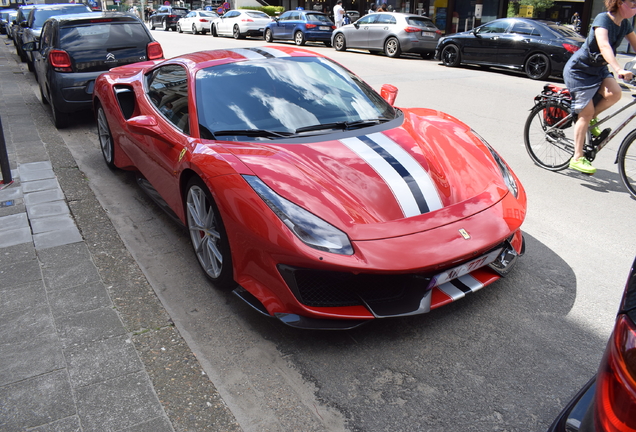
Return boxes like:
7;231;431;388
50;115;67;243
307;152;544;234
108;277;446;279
220;108;515;241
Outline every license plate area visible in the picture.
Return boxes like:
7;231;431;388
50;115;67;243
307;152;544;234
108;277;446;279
421;31;435;37
428;248;502;289
319;26;330;30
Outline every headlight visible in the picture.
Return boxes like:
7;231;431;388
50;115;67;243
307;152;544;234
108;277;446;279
473;131;519;198
243;175;354;255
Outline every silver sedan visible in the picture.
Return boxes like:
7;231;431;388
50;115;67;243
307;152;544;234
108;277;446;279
332;12;441;59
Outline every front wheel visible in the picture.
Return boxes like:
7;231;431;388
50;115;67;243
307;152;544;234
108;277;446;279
334;33;346;51
96;103;116;170
177;23;183;33
233;24;242;39
212;24;218;37
264;28;273;42
294;30;305;46
525;53;551;80
523;101;575;171
384;37;401;58
617;130;636;199
192;24;199;35
441;44;461;67
185;177;235;289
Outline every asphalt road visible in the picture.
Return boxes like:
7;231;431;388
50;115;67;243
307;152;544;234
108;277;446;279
32;29;636;432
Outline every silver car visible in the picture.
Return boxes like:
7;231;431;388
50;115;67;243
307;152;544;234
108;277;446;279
332;12;441;59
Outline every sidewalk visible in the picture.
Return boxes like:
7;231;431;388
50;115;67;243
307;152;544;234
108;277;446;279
0;35;240;431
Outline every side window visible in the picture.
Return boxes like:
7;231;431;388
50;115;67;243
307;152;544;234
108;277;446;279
289;12;300;20
478;20;509;34
376;14;395;24
186;12;195;18
279;12;290;21
357;14;377;25
510;22;537;36
40;21;53;50
147;65;190;135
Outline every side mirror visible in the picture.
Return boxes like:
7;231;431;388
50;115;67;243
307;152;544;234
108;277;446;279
354;22;359;29
380;84;398;106
472;28;480;38
20;21;28;28
127;115;166;140
22;41;36;52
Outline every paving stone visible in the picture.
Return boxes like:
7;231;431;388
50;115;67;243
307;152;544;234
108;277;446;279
0;186;23;202
63;335;143;388
55;307;126;348
120;416;174;432
0;304;56;346
19;168;55;182
26;200;69;220
0;255;41;287
0;280;46;314
0;213;28;232
23;188;65;206
19;161;53;173
75;371;165;432
0;370;75;432
0;241;36;267
26;415;81;432
21;178;60;193
0;226;32;248
0;331;65;387
48;280;112;319
33;226;82;250
30;214;76;234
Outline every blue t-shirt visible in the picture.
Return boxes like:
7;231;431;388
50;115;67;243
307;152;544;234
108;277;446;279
585;12;633;54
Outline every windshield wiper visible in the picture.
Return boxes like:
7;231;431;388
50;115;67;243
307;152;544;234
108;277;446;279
212;129;295;139
295;118;391;134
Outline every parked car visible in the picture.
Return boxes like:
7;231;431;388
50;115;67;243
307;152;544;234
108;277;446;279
435;18;584;80
346;10;360;22
2;10;17;37
0;8;13;35
211;9;272;39
332;12;442;59
23;12;163;128
547;257;636;432
264;10;334;46
21;3;92;72
92;46;526;330
177;10;218;34
13;5;35;59
149;5;188;31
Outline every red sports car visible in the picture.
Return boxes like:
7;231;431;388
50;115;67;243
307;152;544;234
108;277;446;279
93;46;526;329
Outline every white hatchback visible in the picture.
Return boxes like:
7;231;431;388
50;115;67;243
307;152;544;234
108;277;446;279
177;10;218;35
211;9;272;39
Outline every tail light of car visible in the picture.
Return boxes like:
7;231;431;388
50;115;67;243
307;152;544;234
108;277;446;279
306;24;316;29
198;18;209;22
563;43;580;54
49;49;72;72
168;14;176;18
594;314;636;432
404;26;422;33
241;18;254;22
147;41;164;60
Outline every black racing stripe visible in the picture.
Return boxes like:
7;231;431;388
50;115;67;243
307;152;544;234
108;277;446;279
358;135;430;214
450;278;472;294
246;48;275;58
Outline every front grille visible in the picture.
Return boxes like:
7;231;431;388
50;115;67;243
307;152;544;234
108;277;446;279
278;265;427;308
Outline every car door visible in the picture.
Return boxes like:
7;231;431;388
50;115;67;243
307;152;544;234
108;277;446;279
496;20;539;68
461;19;511;64
345;14;376;48
218;11;238;35
284;11;301;39
182;11;194;30
367;13;396;50
137;64;192;206
32;19;54;96
272;11;290;39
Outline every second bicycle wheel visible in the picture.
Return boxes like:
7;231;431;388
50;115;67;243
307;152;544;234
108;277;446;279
618;130;636;199
524;101;575;171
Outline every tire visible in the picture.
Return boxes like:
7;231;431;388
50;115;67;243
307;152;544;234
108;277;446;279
39;83;48;105
264;28;273;42
177;23;182;33
163;19;169;31
334;33;346;51
294;30;305;46
617;130;636;199
384;37;401;58
96;103;116;169
525;53;551;80
212;24;218;37
185;177;234;289
441;44;461;67
49;92;69;129
193;24;199;35
323;40;332;47
233;25;242;39
523;101;575;171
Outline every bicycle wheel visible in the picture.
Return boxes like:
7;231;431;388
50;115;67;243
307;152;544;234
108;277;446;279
523;100;575;171
617;130;636;199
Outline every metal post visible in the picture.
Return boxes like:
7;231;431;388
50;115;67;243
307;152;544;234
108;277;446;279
0;116;13;187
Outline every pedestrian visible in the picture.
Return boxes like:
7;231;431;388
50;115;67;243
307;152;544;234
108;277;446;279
333;0;345;28
563;0;636;174
368;3;375;14
376;3;387;12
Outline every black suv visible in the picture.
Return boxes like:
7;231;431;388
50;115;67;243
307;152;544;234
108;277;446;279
149;6;188;31
23;12;164;128
21;3;91;72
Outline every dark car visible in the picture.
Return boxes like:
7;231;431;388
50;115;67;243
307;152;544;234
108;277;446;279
149;5;189;31
13;5;35;59
264;10;334;46
548;257;636;432
0;8;13;35
435;18;584;80
23;12;163;128
21;3;92;72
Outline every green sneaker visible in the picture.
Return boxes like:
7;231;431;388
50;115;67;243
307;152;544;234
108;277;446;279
569;157;597;174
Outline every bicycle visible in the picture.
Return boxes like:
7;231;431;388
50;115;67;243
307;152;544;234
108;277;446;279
523;82;636;199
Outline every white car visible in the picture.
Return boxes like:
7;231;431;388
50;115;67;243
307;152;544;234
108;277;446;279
177;10;218;34
211;9;272;39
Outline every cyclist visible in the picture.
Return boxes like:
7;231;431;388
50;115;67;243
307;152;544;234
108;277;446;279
563;0;636;174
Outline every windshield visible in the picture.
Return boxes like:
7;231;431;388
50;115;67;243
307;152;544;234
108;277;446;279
546;23;580;38
33;6;90;27
195;56;397;140
305;13;331;23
